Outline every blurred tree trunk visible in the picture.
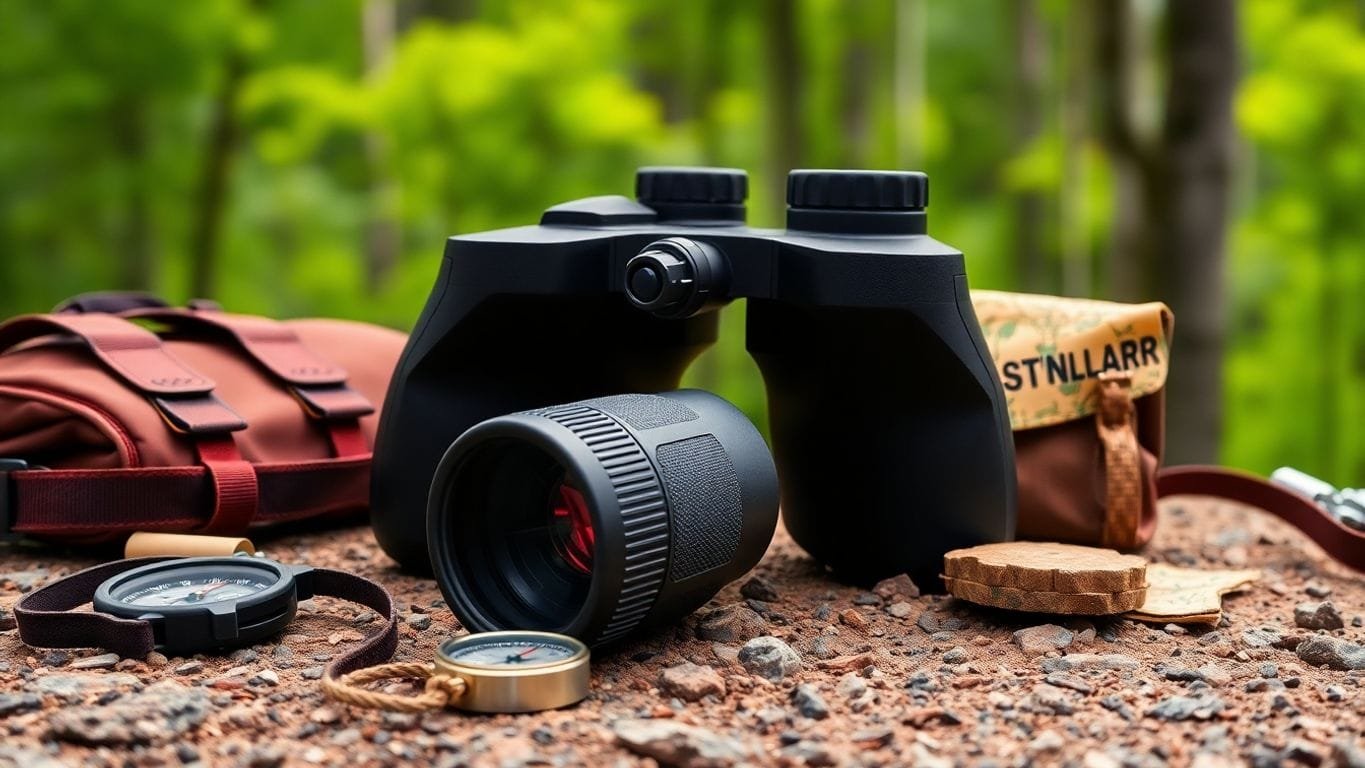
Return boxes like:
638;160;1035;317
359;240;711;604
363;0;400;291
893;0;925;169
1059;0;1092;297
111;99;153;291
840;13;874;169
1099;1;1238;464
761;0;802;222
188;49;248;299
1011;0;1046;292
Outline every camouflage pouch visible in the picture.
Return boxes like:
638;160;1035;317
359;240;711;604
972;291;1175;550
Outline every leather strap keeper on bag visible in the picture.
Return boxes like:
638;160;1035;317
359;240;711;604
974;291;1174;551
0;293;405;543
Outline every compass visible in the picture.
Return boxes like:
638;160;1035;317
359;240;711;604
432;631;590;713
91;557;306;653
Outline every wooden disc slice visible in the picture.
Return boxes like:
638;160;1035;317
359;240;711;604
943;576;1147;615
943;541;1147;594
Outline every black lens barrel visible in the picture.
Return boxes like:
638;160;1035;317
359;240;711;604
428;390;778;647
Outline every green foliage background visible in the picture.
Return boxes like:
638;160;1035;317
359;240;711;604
0;0;1360;482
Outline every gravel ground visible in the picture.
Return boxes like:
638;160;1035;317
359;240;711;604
1;497;1362;767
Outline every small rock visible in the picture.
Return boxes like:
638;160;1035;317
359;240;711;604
1041;653;1140;673
657;663;725;702
1304;583;1332;598
310;708;342;725
1013;624;1074;657
838;608;867;628
1044;672;1093;694
1323;685;1346;702
852;592;881;606
739;576;780;603
1296;636;1365;671
1294;601;1344;631
780;741;836;767
70;653;119;670
738;636;802;681
1147;694;1226;722
228;648;258;664
173;661;204;675
405;613;432;631
1029;730;1065;754
791;684;830;719
0;693;42;716
249;670;280;687
850;727;893;748
838;672;869;700
45;682;210;746
873;574;920;600
886;602;914;619
1241;627;1286;648
942;647;968;664
301;666;325;681
695;604;766;644
612;719;759;768
28;673;139;701
39;651;70;668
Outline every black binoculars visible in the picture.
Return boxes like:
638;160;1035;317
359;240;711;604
372;167;1016;644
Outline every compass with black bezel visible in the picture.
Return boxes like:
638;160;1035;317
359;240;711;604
92;556;313;653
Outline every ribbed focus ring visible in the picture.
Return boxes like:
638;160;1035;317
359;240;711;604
636;167;748;205
787;169;928;210
534;404;669;644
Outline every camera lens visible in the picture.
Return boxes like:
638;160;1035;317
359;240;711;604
428;391;778;646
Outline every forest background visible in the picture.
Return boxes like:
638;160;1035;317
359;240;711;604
0;0;1357;481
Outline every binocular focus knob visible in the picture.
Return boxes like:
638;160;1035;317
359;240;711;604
624;237;729;318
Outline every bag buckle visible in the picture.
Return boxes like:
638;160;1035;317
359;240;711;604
0;459;30;542
1271;466;1365;532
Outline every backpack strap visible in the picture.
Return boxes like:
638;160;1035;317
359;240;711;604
0;313;258;535
1158;465;1365;573
123;308;374;458
0;313;244;434
4;456;368;538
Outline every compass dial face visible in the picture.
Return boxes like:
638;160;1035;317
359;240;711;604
438;632;587;669
105;562;281;610
116;576;271;607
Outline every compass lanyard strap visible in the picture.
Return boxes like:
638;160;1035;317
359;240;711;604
312;568;399;680
13;557;169;658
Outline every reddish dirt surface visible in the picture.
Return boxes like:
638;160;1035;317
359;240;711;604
1;497;1362;767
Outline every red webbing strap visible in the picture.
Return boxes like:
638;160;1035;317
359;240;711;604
123;309;373;457
1158;465;1365;573
0;313;245;434
8;456;371;536
195;435;259;535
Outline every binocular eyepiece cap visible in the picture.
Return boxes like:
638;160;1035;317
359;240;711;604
636;167;747;223
787;170;928;211
786;170;930;235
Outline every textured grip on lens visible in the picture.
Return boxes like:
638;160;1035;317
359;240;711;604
536;403;669;644
583;394;698;430
656;435;743;580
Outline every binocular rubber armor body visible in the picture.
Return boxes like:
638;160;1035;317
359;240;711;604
372;167;1017;589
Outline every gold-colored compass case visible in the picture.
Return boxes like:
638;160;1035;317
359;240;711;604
432;630;591;713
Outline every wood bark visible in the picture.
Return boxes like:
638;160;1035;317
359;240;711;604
111;98;153;291
1011;0;1047;292
363;0;401;290
1098;1;1238;464
188;52;247;300
761;0;802;223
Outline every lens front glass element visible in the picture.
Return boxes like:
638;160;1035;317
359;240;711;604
549;482;595;575
444;440;593;630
